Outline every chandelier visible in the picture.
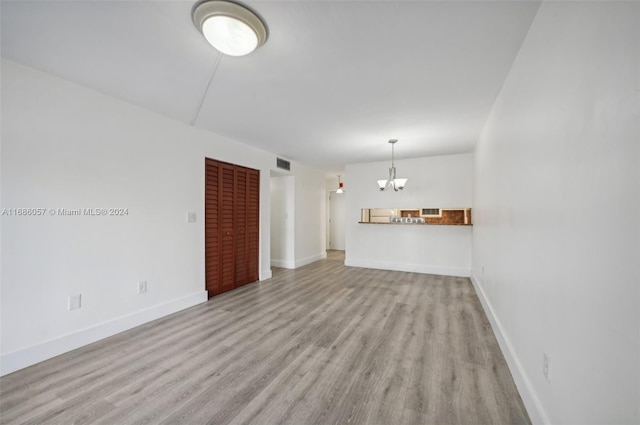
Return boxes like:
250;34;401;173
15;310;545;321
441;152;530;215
377;139;407;191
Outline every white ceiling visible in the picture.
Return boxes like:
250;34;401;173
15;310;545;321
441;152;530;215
1;0;541;171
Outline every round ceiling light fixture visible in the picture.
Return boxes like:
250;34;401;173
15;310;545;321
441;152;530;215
192;0;268;56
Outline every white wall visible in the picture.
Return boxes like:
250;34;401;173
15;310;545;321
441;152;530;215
270;174;295;268
270;167;327;270
472;2;640;424
345;153;473;276
294;165;327;267
0;60;326;374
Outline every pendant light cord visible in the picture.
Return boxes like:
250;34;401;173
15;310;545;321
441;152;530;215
391;142;395;168
390;141;397;181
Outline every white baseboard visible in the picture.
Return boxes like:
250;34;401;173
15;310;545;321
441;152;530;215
271;259;296;269
470;274;550;425
0;290;208;376
344;258;470;277
295;252;327;268
260;269;273;280
272;253;327;269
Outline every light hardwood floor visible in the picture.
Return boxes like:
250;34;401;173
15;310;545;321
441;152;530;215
0;251;530;425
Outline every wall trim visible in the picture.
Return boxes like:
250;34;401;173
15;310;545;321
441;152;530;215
260;269;273;280
345;258;470;277
271;252;327;270
295;252;327;268
0;290;208;376
470;274;550;425
270;259;295;269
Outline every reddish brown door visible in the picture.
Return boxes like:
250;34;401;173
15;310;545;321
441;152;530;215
205;160;221;296
234;166;248;286
246;169;260;282
219;162;235;294
205;158;259;297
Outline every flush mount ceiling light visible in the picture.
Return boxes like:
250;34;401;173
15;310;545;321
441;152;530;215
192;0;268;56
377;139;408;192
336;175;345;194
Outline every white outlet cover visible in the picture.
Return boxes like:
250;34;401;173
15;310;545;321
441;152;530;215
187;212;197;223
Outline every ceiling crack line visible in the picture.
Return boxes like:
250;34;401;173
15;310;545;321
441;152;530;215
190;53;223;126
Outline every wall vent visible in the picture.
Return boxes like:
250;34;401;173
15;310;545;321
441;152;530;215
421;208;441;217
276;157;291;171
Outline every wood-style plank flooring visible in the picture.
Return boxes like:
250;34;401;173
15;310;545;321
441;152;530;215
0;251;530;424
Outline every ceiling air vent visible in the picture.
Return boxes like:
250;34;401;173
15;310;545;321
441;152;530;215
276;157;291;171
421;208;441;217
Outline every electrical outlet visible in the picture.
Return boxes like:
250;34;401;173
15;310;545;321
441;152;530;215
68;294;82;311
187;212;197;223
138;280;147;294
543;352;551;382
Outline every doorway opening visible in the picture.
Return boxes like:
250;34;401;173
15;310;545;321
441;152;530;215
328;190;346;251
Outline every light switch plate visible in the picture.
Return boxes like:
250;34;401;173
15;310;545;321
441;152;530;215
68;294;82;310
138;280;147;294
187;212;197;223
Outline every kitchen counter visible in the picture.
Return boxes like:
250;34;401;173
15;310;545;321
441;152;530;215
358;222;472;226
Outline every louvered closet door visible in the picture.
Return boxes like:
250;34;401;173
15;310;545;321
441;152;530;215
205;159;260;297
219;162;236;293
205;159;221;296
234;167;248;286
246;169;260;282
